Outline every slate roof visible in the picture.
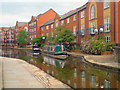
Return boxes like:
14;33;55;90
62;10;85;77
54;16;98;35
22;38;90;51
60;3;87;20
18;22;28;28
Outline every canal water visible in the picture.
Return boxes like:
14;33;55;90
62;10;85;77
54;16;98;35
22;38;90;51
1;48;120;89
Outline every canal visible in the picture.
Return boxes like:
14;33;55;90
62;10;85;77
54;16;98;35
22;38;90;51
1;48;120;89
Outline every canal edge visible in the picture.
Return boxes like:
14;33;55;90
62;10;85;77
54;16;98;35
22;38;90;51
82;56;119;72
1;59;4;90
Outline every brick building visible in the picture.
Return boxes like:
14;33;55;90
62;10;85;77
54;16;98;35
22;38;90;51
40;1;120;45
14;21;28;47
28;9;57;44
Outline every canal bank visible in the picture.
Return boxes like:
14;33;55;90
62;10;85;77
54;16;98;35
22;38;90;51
0;57;70;89
67;52;120;70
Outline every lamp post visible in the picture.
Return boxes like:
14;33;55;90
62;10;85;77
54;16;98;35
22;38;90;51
94;28;103;39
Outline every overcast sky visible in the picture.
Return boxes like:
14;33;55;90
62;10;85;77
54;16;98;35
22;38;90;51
0;0;88;27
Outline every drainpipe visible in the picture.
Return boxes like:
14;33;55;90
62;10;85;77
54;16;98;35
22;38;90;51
114;1;116;43
77;11;80;46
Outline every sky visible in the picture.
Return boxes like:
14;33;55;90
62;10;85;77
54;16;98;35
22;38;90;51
0;0;88;27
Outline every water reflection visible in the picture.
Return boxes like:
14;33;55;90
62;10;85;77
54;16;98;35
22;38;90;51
1;48;120;89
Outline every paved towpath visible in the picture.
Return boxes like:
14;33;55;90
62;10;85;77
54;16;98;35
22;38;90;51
67;52;120;70
0;57;70;89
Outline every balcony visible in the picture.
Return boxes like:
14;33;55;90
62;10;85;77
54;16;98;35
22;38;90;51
86;27;95;35
77;29;85;36
98;24;111;33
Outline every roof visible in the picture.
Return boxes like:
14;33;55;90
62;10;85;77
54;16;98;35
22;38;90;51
40;19;55;27
60;3;87;20
17;22;28;28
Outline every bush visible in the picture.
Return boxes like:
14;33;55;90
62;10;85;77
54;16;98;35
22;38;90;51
80;36;116;55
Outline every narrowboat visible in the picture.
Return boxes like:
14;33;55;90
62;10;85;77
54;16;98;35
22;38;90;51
42;45;69;60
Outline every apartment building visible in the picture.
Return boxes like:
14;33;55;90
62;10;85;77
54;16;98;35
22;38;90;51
14;21;28;46
40;1;120;45
28;9;57;43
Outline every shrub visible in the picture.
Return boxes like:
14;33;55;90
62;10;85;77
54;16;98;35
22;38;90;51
80;35;116;55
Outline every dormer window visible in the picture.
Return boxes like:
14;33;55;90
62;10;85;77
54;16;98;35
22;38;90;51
46;26;49;30
91;5;95;20
67;18;70;24
73;15;76;21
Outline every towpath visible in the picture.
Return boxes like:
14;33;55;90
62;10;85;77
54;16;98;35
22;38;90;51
0;57;70;89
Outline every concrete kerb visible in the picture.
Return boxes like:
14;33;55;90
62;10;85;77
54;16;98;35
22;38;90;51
83;55;120;72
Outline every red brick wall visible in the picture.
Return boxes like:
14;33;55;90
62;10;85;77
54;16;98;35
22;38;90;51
36;9;57;37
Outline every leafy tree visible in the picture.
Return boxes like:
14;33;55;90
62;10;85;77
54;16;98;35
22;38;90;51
55;25;75;44
32;36;46;48
17;30;28;46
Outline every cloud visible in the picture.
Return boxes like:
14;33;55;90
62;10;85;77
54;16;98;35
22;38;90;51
0;0;88;27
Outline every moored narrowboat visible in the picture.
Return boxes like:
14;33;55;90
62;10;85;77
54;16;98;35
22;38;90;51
42;45;69;60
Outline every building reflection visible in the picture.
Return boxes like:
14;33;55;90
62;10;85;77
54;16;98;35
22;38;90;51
1;48;120;89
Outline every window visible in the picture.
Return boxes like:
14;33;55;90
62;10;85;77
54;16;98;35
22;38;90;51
67;18;70;24
52;32;53;37
106;36;110;42
46;26;49;30
91;22;95;34
91;5;95;19
42;27;43;31
73;26;76;36
73;15;76;21
104;17;110;32
61;20;64;25
104;2;110;9
42;34;43;36
56;22;58;27
81;11;85;18
51;24;53;28
81;25;85;35
47;33;49;37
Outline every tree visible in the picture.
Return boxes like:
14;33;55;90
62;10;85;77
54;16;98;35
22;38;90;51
17;30;28;47
32;36;46;48
55;25;75;44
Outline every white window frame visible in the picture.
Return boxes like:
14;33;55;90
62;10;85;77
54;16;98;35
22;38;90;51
73;15;76;21
91;22;95;34
46;26;49;30
81;11;85;18
52;32;53;37
91;6;95;20
56;22;58;27
106;36;110;42
41;27;43;31
67;18;70;24
61;20;64;25
51;24;53;28
104;17;110;32
81;25;85;35
73;26;76;36
47;33;49;37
